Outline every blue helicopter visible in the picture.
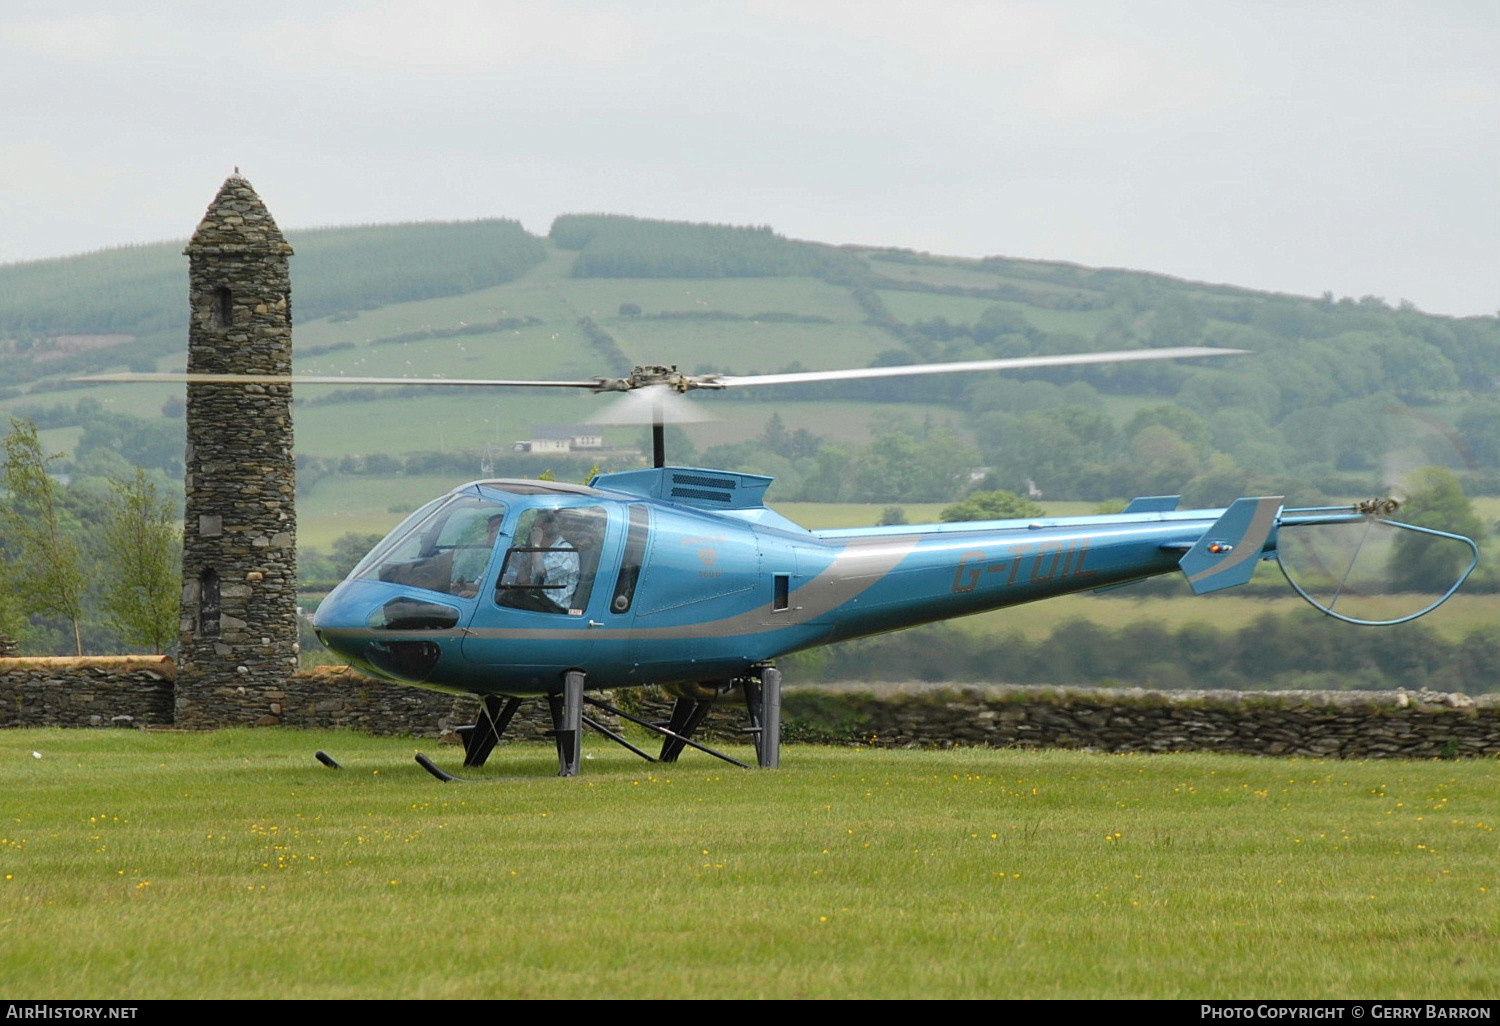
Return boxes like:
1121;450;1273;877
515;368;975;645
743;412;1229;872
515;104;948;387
90;350;1480;778
292;352;1479;779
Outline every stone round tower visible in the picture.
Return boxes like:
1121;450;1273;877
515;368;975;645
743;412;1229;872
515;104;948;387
175;174;298;727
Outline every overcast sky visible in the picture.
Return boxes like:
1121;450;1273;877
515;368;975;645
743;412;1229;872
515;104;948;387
2;0;1495;317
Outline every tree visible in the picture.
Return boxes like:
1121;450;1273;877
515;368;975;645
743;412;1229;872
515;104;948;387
761;412;789;455
1125;424;1201;496
1148;296;1207;347
98;468;180;652
0;585;25;655
1387;467;1485;593
972;304;1041;350
1372;334;1459;404
981;405;1118;499
1124;405;1211;454
940;490;1044;522
1180;453;1251;508
332;532;387;579
852;425;977;503
2;417;88;654
1458;404;1500;469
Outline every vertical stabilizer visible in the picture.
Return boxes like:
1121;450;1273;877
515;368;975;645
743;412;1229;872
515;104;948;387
1179;496;1283;594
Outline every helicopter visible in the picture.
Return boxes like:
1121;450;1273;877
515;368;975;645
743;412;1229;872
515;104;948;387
86;349;1480;779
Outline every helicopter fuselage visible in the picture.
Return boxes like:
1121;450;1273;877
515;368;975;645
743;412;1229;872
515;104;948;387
312;466;1280;696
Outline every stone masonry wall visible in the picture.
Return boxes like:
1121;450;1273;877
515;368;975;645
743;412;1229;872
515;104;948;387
0;658;176;729
778;683;1500;760
4;661;1497;760
0;661;561;739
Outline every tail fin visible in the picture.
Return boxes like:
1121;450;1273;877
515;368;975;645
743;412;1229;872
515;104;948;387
1179;496;1283;594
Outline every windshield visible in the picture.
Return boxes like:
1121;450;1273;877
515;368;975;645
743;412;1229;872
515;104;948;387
354;494;509;598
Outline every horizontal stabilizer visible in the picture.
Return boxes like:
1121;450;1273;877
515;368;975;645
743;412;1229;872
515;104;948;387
1179;496;1283;594
1122;495;1180;514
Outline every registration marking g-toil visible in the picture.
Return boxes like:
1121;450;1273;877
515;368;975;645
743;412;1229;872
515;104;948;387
952;539;1098;594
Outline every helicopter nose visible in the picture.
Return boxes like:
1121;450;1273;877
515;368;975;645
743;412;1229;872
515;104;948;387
315;626;447;686
313;581;459;685
362;639;444;682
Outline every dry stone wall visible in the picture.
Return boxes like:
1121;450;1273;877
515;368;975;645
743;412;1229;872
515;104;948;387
4;662;1497;760
778;683;1500;760
0;658;176;729
1;660;561;740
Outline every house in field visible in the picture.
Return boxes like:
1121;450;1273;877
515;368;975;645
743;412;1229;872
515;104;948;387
512;424;605;454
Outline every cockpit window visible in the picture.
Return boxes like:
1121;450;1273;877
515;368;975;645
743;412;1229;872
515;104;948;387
610;503;650;614
355;495;508;598
345;496;447;581
496;506;606;615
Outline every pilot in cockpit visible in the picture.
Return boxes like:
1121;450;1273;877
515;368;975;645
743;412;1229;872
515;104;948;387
453;513;505;598
498;509;582;613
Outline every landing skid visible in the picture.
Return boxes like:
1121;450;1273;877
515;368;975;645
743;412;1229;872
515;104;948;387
412;752;564;783
420;665;782;780
415;751;487;782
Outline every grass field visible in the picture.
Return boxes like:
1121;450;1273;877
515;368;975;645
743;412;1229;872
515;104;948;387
610;319;892;374
556;275;865;323
291;389;610;460
2;728;1496;999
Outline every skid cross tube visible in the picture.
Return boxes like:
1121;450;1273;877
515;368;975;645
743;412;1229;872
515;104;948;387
579;712;658;762
583;696;751;769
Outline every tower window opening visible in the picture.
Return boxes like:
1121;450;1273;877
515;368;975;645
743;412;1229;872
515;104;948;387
212;287;233;328
199;568;221;637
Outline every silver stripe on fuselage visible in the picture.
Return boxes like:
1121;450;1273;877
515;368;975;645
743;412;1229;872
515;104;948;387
325;534;923;644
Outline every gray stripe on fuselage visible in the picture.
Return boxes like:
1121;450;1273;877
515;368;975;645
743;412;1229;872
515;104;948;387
325;534;922;644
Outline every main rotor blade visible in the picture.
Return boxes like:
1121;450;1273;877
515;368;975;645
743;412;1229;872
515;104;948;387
72;372;602;388
73;346;1243;393
712;346;1245;388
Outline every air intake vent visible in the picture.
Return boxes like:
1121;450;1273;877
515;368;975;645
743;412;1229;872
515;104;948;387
591;466;775;511
672;472;737;491
671;486;734;503
670;471;736;504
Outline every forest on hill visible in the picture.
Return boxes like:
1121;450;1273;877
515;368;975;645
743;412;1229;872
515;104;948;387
4;213;1496;509
0;214;1495;681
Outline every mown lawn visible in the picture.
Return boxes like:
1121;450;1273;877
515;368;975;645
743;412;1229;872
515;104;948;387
2;728;1495;999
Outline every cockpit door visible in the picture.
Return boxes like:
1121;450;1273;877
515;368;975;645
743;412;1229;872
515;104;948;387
460;503;634;675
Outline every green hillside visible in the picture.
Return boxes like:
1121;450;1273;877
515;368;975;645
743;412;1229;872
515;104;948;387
4;213;1497;509
3;214;1497;673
